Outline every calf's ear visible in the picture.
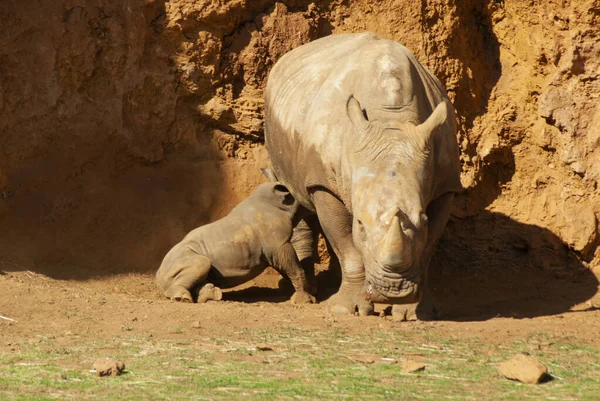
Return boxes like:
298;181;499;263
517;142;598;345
273;184;295;206
261;167;278;182
273;184;289;193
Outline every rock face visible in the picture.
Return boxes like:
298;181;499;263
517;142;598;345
0;0;598;279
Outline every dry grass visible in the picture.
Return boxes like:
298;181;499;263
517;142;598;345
1;326;599;400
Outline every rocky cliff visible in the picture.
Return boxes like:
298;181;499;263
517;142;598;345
1;0;598;279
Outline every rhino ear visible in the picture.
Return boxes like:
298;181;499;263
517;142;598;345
418;100;450;136
261;167;278;182
273;184;295;206
347;95;369;130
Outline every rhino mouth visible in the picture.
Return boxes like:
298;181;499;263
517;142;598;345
364;270;420;303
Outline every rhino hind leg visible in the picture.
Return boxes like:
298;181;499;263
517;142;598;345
272;242;316;304
290;215;320;296
312;190;373;316
162;255;212;303
165;286;194;303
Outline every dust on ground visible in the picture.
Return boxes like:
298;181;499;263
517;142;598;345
2;267;599;349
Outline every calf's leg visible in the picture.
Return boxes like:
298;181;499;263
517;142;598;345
290;215;320;295
272;242;316;304
158;254;218;303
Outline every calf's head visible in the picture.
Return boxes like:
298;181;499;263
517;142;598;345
346;96;449;303
253;182;298;217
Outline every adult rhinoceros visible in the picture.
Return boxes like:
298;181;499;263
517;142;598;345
264;32;461;318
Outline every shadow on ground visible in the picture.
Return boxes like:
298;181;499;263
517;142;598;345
222;207;599;323
429;210;599;321
222;284;292;304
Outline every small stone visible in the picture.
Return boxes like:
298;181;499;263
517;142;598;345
402;360;426;373
498;354;548;384
93;358;125;377
190;321;201;329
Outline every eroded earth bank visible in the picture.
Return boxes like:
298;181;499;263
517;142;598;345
1;0;599;314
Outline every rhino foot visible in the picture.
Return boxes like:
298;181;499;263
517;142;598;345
290;291;316;304
391;303;439;321
197;283;223;303
391;304;417;322
165;285;194;303
328;285;373;316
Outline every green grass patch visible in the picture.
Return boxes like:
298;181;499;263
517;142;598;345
0;327;598;400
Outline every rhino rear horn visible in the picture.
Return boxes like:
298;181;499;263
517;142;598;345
418;100;450;135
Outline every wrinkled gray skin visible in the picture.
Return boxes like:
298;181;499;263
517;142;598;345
264;33;462;318
155;182;316;304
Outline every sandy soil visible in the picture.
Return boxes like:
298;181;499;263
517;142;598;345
2;266;599;353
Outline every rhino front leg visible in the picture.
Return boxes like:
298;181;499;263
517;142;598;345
312;190;373;316
415;192;454;320
418;191;455;320
390;192;454;320
389;192;454;320
272;242;316;304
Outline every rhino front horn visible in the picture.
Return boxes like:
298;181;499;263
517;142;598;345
379;214;412;271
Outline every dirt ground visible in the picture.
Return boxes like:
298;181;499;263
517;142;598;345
2;264;599;349
2;251;600;399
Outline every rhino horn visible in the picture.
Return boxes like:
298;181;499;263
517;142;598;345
418;100;450;136
379;213;412;270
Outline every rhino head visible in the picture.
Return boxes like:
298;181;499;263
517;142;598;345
346;96;449;303
253;182;299;218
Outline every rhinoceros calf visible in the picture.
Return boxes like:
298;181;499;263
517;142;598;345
265;32;462;318
155;182;316;304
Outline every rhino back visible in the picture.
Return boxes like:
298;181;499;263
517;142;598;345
181;217;264;275
265;32;460;208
